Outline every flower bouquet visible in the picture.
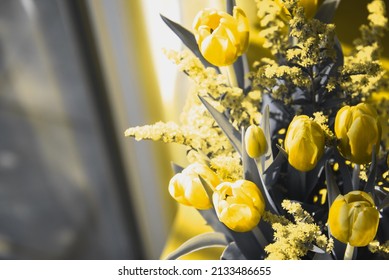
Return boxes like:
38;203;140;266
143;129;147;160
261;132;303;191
125;0;389;260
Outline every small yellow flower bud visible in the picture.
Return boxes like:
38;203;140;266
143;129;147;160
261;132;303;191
328;191;379;247
168;163;220;210
192;7;249;66
284;115;325;172
334;103;381;164
212;180;265;232
245;124;268;158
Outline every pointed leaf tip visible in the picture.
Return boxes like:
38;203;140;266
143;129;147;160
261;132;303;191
199;95;242;156
160;14;219;71
314;0;341;24
325;161;341;207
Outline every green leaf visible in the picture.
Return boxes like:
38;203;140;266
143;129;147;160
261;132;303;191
160;14;219;71
198;175;214;204
310;245;326;254
263;149;286;186
228;231;266;259
333;36;344;70
331;238;347;260
171;162;184;174
251;224;271;249
198;209;234;240
351;164;360;191
333;149;353;193
325;161;341;207
364;145;377;194
286;165;307;201
305;148;332;201
199;95;242;156
314;0;341;24
200;208;266;259
164;232;228;260
261;105;273;170
233;54;245;89
313;253;334;260
276;144;288;158
221;242;246;260
226;0;236;15
378;195;389;211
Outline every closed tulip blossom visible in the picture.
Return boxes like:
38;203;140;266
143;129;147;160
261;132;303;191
213;180;265;232
284;115;325;172
245;124;268;159
328;191;379;247
335;103;381;164
168;163;221;210
192;7;249;66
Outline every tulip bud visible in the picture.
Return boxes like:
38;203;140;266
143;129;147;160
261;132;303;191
328;191;379;247
334;103;381;164
192;7;249;66
284;115;325;172
168;163;221;210
245;124;268;158
212;180;265;232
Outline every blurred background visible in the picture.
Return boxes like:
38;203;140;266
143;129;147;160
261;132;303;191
0;0;387;259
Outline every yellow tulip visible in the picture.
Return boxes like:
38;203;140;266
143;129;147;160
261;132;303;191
192;7;249;66
168;163;221;210
328;191;379;247
212;180;265;232
334;103;381;164
284;115;325;172
245;124;268;158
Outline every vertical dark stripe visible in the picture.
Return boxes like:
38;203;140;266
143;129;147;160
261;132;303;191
61;0;144;259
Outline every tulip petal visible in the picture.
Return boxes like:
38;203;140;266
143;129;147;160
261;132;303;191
185;178;212;210
328;195;350;244
347;115;379;164
169;173;192;206
220;204;260;232
201;34;237;66
349;207;379;246
284;115;324;172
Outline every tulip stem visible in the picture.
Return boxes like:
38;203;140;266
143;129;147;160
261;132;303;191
222;65;238;87
352;164;360;190
344;243;354;260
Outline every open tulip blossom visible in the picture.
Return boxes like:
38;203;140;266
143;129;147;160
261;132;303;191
168;163;220;210
328;191;380;247
126;0;389;260
192;7;249;66
213;180;265;232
